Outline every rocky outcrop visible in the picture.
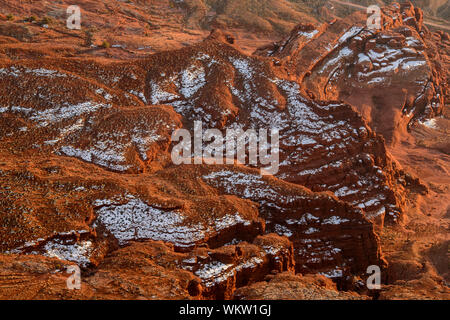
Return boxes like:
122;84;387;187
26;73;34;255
172;0;318;34
1;1;444;300
140;32;411;224
0;151;383;279
0;237;293;300
200;165;383;276
257;2;449;145
233;272;367;300
1;28;412;226
0;243;200;300
179;234;295;299
0;18;407;297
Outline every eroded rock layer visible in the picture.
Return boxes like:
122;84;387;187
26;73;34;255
257;2;449;145
1;2;445;300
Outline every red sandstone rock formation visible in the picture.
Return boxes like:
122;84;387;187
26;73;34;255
256;2;449;146
233;272;367;300
0;1;447;301
0;22;406;298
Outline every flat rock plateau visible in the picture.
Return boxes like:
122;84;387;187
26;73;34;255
0;1;448;300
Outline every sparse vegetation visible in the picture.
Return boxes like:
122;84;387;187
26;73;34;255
6;14;14;21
